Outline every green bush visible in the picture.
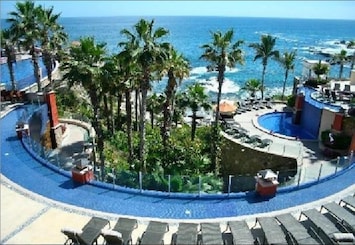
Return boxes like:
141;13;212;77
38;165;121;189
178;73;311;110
170;176;183;192
304;78;328;88
114;170;139;188
287;95;296;108
142;173;168;192
321;130;352;150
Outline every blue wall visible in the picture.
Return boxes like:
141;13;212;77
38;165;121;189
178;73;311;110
300;101;321;139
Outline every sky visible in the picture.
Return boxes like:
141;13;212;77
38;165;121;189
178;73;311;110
1;1;355;20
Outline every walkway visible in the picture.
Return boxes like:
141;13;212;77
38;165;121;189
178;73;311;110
1;104;354;243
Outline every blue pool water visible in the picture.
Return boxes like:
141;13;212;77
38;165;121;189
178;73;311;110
0;58;47;90
257;112;316;140
1;106;354;219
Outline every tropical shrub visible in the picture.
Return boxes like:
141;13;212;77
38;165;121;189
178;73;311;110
287;94;296;108
304;78;328;88
321;130;352;150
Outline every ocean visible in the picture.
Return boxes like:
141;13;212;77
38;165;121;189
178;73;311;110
2;16;355;100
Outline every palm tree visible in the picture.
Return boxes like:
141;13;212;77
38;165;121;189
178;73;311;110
277;51;296;100
172;92;187;127
200;30;244;128
120;19;170;172
37;5;67;90
147;93;164;128
182;83;211;141
1;29;17;92
7;0;42;91
332;49;348;80
160;47;190;147
347;40;355;76
249;34;279;99
312;60;329;82
117;43;141;166
99;55;122;134
241;79;263;98
62;37;107;180
200;29;244;173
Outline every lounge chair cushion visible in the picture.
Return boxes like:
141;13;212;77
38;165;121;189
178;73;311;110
101;229;122;238
331;233;355;242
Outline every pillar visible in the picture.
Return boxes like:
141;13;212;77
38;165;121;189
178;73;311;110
349;133;355;153
293;93;304;125
46;91;62;149
350;70;355;85
332;113;343;133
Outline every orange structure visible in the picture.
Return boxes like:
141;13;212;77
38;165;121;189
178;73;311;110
71;159;94;184
349;133;355;153
46;91;62;149
293;93;304;124
332;113;343;132
255;169;279;196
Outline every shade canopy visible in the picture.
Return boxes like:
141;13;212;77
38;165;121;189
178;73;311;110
215;100;237;114
257;169;278;180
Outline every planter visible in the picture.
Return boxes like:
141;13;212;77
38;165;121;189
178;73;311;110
319;142;348;158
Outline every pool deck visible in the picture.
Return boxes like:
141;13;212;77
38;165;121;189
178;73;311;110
225;103;347;182
1;103;354;244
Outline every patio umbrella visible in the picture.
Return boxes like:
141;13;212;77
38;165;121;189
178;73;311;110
257;169;278;180
216;100;237;115
71;40;81;46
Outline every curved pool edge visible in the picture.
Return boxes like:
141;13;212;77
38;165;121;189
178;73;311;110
2;105;355;219
252;113;299;141
2;170;355;223
21;127;355;201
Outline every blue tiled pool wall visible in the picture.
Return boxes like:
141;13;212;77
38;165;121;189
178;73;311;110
257;112;316;140
20;124;355;200
16;100;352;198
33;104;49;137
2;106;354;219
300;101;321;140
16;100;354;198
299;87;342;112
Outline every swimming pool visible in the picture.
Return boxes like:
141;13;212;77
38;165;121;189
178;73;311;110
0;58;47;90
257;112;317;140
1;106;354;219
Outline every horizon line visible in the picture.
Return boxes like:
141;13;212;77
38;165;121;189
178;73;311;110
1;15;355;22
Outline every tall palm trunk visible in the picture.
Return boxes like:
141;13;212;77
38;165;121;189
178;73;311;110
31;46;42;92
261;64;266;99
212;65;225;175
6;52;16;92
162;69;174;147
134;88;139;131
103;93;111;133
162;96;171;147
162;99;170;147
282;70;289;100
191;111;197;141
42;48;53;90
214;65;225;128
89;89;105;180
115;93;123;130
125;90;133;165
109;94;114;134
150;110;154;128
139;75;149;173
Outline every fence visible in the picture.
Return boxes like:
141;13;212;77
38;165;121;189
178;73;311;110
20;102;355;195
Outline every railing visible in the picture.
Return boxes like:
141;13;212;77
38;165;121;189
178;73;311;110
20;103;355;195
21;130;354;194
